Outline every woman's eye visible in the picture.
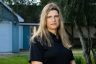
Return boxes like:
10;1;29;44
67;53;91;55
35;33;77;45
47;16;52;18
47;15;59;19
55;15;59;18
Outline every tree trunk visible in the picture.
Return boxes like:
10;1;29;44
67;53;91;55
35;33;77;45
74;19;92;64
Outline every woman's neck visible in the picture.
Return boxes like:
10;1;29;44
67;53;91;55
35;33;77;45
48;29;57;35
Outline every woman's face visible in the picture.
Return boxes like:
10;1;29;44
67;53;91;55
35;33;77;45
46;10;60;31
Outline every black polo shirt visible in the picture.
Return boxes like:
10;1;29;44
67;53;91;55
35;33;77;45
29;32;74;64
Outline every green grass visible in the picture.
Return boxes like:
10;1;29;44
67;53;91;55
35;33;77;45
0;50;95;64
0;54;29;64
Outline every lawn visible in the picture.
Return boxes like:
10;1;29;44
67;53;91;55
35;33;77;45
0;50;95;64
0;54;29;64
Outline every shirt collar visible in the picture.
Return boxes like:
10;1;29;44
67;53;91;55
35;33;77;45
48;31;58;38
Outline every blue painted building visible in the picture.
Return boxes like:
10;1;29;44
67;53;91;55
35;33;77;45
0;1;24;53
19;23;39;50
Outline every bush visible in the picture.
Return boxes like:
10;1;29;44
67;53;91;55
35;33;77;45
75;55;86;64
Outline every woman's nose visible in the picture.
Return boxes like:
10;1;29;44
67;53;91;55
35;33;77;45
51;17;56;22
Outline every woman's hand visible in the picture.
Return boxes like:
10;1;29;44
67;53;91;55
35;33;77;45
31;61;43;64
70;60;76;64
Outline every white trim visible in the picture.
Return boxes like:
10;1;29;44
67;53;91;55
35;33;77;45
18;23;39;26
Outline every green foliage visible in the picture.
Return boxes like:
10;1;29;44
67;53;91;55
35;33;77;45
3;0;96;25
74;53;87;64
10;5;42;23
75;56;85;64
0;53;95;64
63;0;96;25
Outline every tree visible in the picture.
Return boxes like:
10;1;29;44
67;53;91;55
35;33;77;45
64;0;96;64
3;0;40;5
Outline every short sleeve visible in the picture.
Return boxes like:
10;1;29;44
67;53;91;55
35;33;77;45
68;49;74;61
29;38;44;63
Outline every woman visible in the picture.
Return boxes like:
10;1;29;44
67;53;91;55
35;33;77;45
29;2;76;64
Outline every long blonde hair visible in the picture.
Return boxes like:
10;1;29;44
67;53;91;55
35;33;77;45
31;3;71;48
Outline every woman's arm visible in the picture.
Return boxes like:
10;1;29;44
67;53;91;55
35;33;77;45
31;61;43;64
29;37;44;64
70;60;76;64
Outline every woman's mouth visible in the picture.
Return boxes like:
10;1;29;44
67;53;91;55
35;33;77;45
51;23;56;25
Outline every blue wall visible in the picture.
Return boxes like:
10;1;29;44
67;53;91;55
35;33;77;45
0;22;12;52
23;26;30;50
0;2;18;22
0;2;24;53
12;23;19;53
